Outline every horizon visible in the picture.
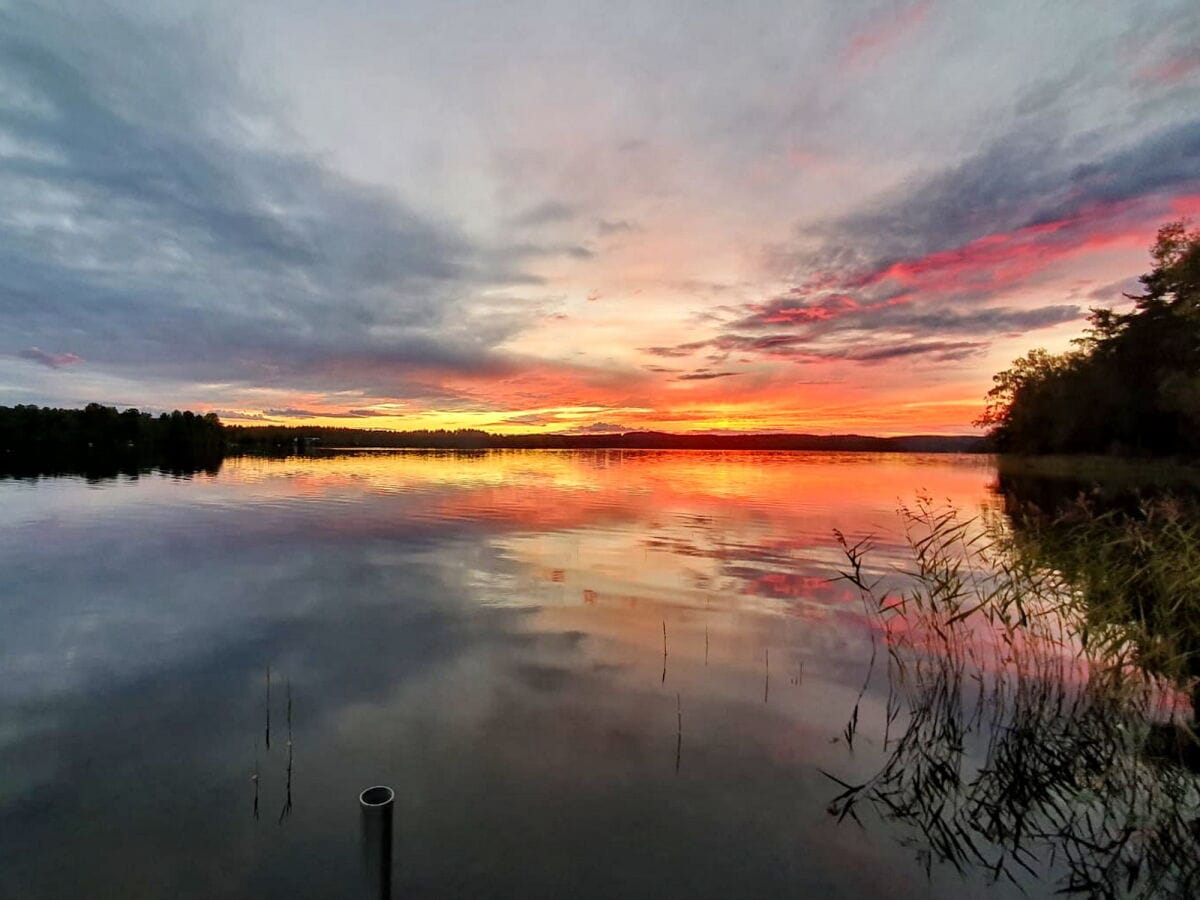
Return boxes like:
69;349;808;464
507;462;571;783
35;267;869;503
2;3;1198;435
2;402;982;441
218;421;982;440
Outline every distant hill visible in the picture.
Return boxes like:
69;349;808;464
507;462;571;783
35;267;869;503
0;406;986;478
227;424;985;454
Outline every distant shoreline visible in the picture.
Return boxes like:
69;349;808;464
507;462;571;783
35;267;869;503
225;427;986;455
1;404;987;479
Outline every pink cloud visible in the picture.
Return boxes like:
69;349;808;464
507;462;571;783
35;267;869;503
18;347;82;369
1137;53;1200;85
842;1;932;68
852;193;1200;298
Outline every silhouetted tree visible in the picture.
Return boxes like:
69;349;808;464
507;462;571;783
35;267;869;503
0;403;225;478
979;220;1200;456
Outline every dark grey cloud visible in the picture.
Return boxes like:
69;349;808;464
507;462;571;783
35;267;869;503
17;347;82;369
345;407;394;417
640;341;710;358
674;370;741;381
561;421;626;434
703;335;984;365
207;409;272;422
489;412;560;427
731;298;1082;336
806;115;1200;282
503;242;594;260
878;304;1082;335
1086;277;1142;302
0;4;544;402
262;407;391;418
596;219;637;235
509;200;575;228
836;340;985;363
648;300;1078;366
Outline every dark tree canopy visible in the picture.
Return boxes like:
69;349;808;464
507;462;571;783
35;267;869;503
979;220;1200;456
0;403;225;478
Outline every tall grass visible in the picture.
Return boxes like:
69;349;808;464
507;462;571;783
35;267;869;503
826;496;1200;898
1009;496;1200;688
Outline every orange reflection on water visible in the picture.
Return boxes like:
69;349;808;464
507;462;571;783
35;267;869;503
222;449;999;621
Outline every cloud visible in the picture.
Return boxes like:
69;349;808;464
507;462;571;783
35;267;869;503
263;408;320;418
1137;54;1200;85
345;408;395;418
674;370;741;381
206;409;272;422
809;116;1200;279
489;412;561;427
560;421;626;434
17;347;82;369
648;302;1081;366
641;342;710;358
596;219;637;235
841;1;931;68
0;4;548;404
262;407;392;418
733;298;1082;336
509;200;575;227
836;340;985;363
2;2;1197;433
504;242;594;260
728;295;859;328
685;110;1199;370
1086;277;1142;301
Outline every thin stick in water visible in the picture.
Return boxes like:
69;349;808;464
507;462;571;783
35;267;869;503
279;678;294;823
251;738;260;821
675;692;682;774
661;620;668;684
279;741;293;824
265;666;271;750
764;648;770;703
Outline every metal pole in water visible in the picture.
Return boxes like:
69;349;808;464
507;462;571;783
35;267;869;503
360;785;394;899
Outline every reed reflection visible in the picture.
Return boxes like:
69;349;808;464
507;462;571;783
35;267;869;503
825;499;1200;899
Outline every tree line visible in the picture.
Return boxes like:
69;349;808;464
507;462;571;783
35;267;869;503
979;220;1200;456
0;404;225;478
2;405;982;476
224;425;980;453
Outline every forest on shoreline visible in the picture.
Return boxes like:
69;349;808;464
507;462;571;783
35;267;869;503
0;403;224;477
223;425;981;454
0;403;981;478
979;220;1200;457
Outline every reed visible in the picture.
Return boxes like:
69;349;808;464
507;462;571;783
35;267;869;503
661;620;668;684
265;666;271;751
824;496;1200;898
675;692;682;774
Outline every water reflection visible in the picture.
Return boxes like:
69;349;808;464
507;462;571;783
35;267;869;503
1;450;1014;898
825;498;1200;899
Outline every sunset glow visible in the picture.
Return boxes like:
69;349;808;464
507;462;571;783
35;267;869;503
3;2;1198;434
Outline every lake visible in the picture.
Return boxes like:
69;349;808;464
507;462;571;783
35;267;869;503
0;449;1177;898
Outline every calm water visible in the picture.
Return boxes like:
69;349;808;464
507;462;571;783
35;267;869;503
1;450;1028;898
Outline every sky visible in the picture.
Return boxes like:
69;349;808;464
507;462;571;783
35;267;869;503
1;1;1198;435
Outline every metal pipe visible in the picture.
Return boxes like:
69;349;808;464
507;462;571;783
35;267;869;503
359;785;394;899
